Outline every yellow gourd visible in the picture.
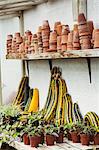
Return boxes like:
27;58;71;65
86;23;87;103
28;88;39;113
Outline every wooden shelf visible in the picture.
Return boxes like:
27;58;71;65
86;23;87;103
0;0;48;18
10;140;99;150
6;49;99;60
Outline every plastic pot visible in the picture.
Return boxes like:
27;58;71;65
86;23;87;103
94;133;99;145
23;134;30;145
71;132;80;143
56;132;64;143
46;134;55;146
29;136;39;147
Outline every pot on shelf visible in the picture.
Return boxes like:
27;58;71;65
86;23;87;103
56;132;64;143
94;133;99;145
29;136;39;147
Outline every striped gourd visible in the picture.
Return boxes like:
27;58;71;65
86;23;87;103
44;79;58;121
73;103;83;123
84;112;99;128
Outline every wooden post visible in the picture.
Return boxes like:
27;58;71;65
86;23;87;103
19;11;26;76
0;58;2;105
72;0;87;21
79;0;87;18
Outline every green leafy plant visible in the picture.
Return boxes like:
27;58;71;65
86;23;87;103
44;124;58;136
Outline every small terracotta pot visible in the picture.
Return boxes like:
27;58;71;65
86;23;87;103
94;133;99;145
87;21;94;34
56;132;64;143
61;34;68;44
50;31;57;43
30;136;39;147
46;134;55;146
80;134;90;146
15;32;20;37
23;134;30;145
43;41;49;47
54;21;61;31
79;32;90;37
68;31;73;43
62;44;67;51
42;20;50;29
7;35;13;40
73;24;78;31
78;13;86;25
73;31;79;43
71;132;80;143
56;25;62;36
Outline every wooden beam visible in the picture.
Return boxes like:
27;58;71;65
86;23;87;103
0;0;47;6
0;12;21;19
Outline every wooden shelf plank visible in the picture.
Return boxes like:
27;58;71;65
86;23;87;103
6;49;99;60
10;140;99;150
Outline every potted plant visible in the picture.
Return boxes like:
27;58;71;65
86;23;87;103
29;126;42;147
80;126;91;145
93;127;99;145
70;122;82;143
21;125;31;145
64;123;73;141
44;124;56;146
55;125;64;143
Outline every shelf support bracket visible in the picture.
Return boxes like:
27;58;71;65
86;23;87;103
87;58;92;83
48;60;52;71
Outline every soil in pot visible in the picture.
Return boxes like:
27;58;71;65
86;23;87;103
46;134;55;146
94;133;99;145
30;136;39;147
80;134;90;146
56;132;64;143
23;134;30;145
71;132;80;143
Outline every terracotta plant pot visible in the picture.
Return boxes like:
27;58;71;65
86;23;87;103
56;132;64;143
73;24;78;31
61;34;68;44
46;134;55;146
30;136;39;147
78;13;86;25
56;25;62;36
94;133;99;145
50;31;57;43
54;21;61;31
80;134;90;146
23;134;30;145
87;21;94;34
71;132;80;143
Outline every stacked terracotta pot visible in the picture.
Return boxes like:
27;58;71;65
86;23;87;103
78;13;92;49
73;25;80;50
67;31;73;50
32;34;38;54
93;29;99;48
54;22;62;52
37;26;43;53
7;35;13;54
42;20;50;52
49;31;57;52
